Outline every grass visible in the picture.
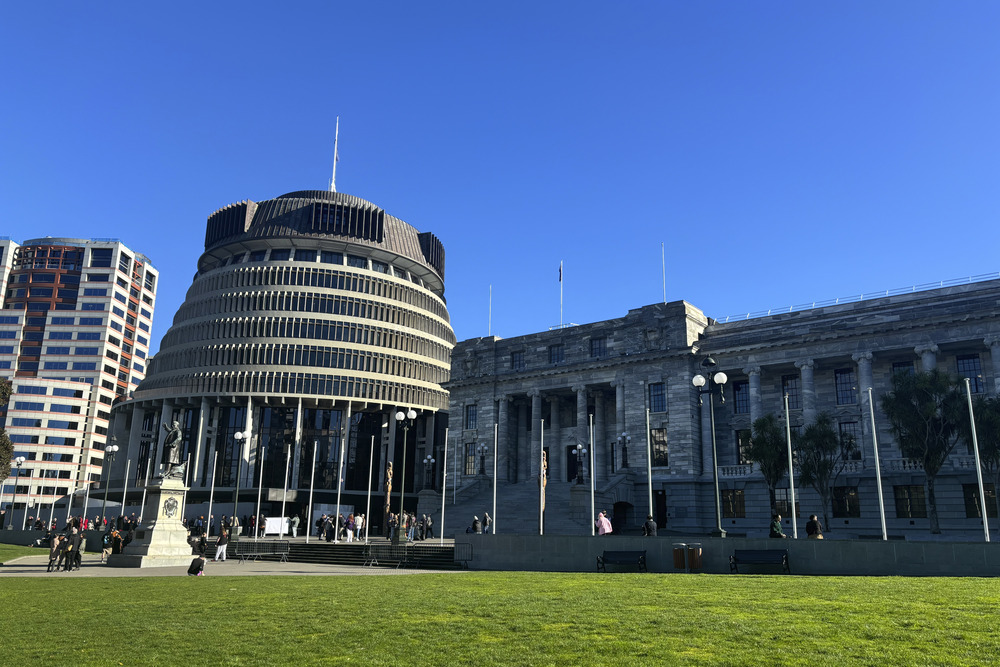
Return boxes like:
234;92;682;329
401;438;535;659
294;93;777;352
1;572;998;666
0;543;40;564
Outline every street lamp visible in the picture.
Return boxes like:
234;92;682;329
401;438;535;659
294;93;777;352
10;456;26;530
618;432;631;469
692;356;728;538
233;430;249;535
100;440;120;529
573;444;587;485
394;408;417;543
423;454;436;491
477;443;488;476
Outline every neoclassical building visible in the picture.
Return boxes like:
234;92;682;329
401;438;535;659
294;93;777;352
107;190;454;531
445;276;1000;539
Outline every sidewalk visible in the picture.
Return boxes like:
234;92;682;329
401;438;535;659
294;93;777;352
0;554;465;578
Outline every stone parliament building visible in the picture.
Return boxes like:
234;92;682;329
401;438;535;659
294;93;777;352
444;277;1000;539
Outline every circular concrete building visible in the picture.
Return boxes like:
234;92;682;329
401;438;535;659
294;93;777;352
110;190;454;533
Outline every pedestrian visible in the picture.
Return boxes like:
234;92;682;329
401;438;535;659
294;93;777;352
806;514;824;539
290;514;300;539
423;513;433;540
101;530;113;563
346;514;355;543
769;514;787;538
471;516;482;534
483;512;492;535
355;514;365;540
596;511;613;535
48;535;65;572
642;514;657;537
214;530;230;562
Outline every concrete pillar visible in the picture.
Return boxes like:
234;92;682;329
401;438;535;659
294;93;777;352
986;336;1000;395
497;395;511;482
549;395;563;483
915;344;939;372
796;360;816;424
594;390;607;480
853;351;874;446
744;366;762;424
517;400;529;482
529;390;542;478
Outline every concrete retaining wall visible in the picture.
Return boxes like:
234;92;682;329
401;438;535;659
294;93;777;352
456;534;1000;576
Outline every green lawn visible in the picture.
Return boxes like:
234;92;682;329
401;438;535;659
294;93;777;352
0;543;40;564
1;572;997;666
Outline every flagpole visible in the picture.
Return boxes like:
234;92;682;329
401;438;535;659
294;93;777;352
440;427;449;546
206;452;218;538
489;284;492;336
559;261;564;327
492;422;498;534
784;393;797;538
365;435;374;543
306;440;317;544
661;242;666;304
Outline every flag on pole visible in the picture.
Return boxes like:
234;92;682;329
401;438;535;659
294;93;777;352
559;261;562;282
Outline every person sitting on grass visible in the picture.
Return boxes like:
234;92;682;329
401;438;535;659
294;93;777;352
188;555;206;576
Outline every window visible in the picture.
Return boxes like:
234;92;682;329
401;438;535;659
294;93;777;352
81;303;104;311
510;351;525;371
371;260;389;274
79;317;103;326
464;443;477;476
90;249;112;267
0;345;14;354
649;383;666;413
465;404;478;430
87;273;110;282
732;380;750;414
347;255;367;269
269;249;290;261
47;420;79;430
320;251;343;265
249;250;267;262
50;404;80;414
11;418;42;427
590;337;607;358
781;375;801;410
43;362;69;370
835;369;857;405
33;273;56;283
45;346;71;355
50;317;75;325
144;273;156;292
118;253;131;273
838;422;861;460
549;344;564;364
77;332;100;341
736;429;752;464
964;484;998;519
774;488;800;518
17;385;46;395
52;387;83;398
721;489;746;518
73;362;97;371
894;485;927;519
75;347;99;355
292;249;316;262
83;288;108;297
892;361;914;376
650;428;668;466
0;331;15;338
14;401;45;411
957;354;984;394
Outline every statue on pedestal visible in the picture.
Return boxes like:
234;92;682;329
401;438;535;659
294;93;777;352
161;421;186;480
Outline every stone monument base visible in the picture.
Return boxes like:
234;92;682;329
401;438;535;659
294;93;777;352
108;477;193;568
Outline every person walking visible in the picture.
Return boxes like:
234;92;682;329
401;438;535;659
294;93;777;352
769;514;788;538
642;514;657;537
596;511;613;535
483;512;492;535
290;514;300;539
214;530;230;562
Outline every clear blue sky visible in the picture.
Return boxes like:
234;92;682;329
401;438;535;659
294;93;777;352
2;3;998;354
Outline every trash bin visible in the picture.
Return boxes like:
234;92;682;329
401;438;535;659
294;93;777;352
672;543;688;570
687;543;703;571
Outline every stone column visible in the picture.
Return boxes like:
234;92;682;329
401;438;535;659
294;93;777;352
986;336;1000;395
517;400;529;482
744;367;762;424
529;390;542;478
853;351;874;446
573;385;588;479
915;344;939;372
497;395;511;482
548;396;563;483
594;390;606;480
795;360;816;424
615;381;626;442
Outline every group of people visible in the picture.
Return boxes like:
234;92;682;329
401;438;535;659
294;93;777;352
770;513;825;539
318;512;368;542
389;512;433;541
467;512;491;534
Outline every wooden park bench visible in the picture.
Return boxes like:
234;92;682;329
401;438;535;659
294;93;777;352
596;550;647;572
729;549;790;574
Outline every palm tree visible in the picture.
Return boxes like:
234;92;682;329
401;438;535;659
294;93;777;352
880;370;965;534
745;413;788;515
795;413;859;532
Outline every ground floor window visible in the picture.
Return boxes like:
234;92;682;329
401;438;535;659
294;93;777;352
963;483;998;519
650;428;668;466
721;489;745;518
832;486;861;518
893;485;927;519
464;443;476;475
774;487;800;518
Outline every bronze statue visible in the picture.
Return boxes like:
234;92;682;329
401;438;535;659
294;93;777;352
160;420;184;479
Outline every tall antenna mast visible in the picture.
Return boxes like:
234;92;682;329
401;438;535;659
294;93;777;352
328;116;340;193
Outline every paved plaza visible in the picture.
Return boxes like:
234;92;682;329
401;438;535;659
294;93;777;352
0;552;464;578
